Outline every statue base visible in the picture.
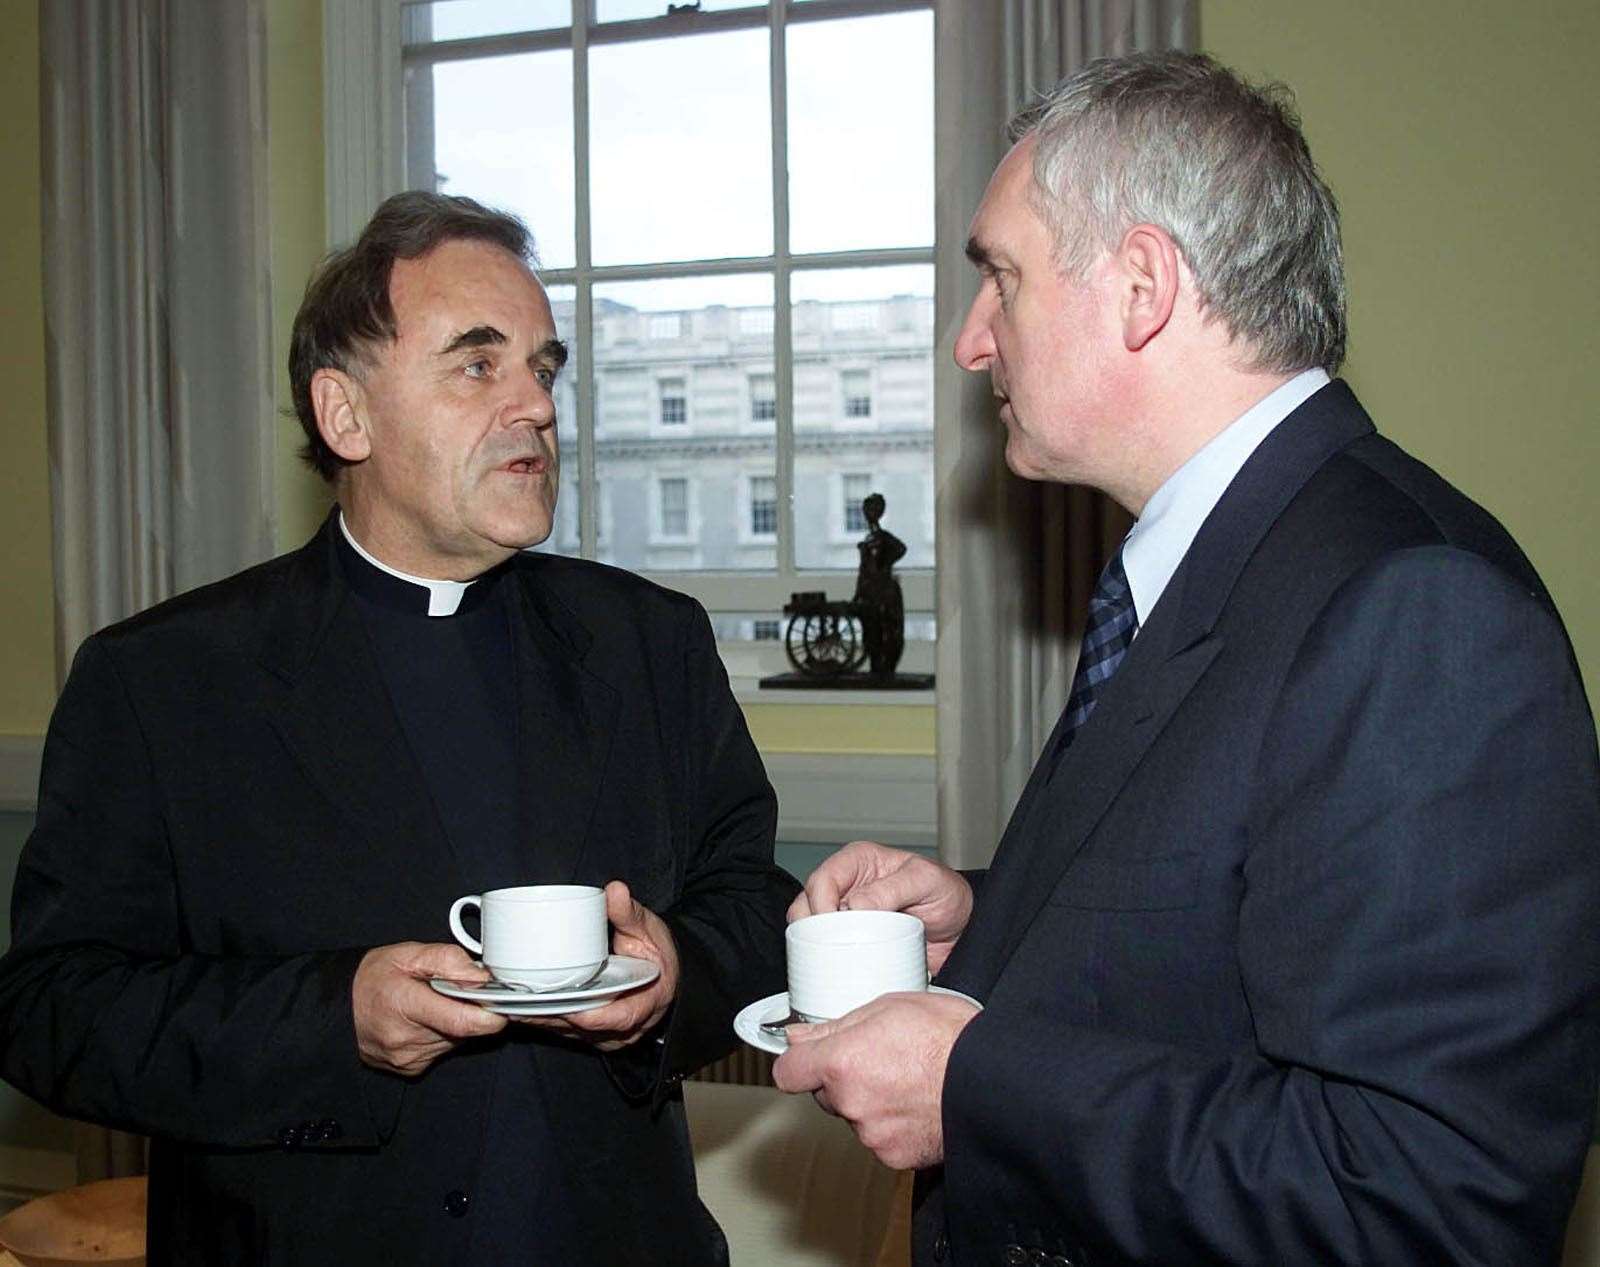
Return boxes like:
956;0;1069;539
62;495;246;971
757;671;935;691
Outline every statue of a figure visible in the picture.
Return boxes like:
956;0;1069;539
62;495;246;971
853;493;906;677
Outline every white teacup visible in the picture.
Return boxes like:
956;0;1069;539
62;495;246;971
448;885;608;991
786;909;928;1021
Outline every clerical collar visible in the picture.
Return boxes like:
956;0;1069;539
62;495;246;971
336;512;503;617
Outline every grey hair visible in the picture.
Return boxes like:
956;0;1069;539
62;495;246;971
1009;52;1346;375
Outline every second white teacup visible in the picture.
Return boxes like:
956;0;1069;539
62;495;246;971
449;884;608;991
786;909;927;1021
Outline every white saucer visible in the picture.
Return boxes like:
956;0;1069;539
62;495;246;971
430;955;659;1016
734;986;983;1056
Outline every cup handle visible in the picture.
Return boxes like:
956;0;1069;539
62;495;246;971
448;896;483;956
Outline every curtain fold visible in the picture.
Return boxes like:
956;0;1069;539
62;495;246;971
39;0;275;1182
933;0;1197;868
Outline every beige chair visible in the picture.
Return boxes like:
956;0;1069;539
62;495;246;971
686;1080;909;1267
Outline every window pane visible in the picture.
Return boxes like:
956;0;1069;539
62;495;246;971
414;51;576;270
787;12;933;254
792;266;933;570
590;30;771;265
597;0;764;19
592;275;775;572
402;0;570;42
535;284;581;556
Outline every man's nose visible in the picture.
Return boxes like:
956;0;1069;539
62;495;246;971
506;367;556;427
953;291;996;371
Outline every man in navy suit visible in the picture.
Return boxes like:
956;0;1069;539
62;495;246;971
775;53;1600;1264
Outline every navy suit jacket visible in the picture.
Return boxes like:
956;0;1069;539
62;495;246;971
0;518;796;1265
917;382;1600;1265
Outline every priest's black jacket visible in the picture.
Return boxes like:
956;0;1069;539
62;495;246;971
0;514;797;1265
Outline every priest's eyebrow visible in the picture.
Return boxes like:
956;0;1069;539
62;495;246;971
438;326;569;370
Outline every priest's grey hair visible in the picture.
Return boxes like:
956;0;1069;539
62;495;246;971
1010;52;1347;375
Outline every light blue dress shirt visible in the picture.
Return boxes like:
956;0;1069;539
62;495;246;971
1121;368;1330;630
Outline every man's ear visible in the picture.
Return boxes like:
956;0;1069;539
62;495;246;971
1117;223;1181;352
310;368;372;464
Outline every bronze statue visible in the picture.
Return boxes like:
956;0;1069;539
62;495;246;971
764;491;931;690
853;493;906;677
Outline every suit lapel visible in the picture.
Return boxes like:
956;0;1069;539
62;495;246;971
504;563;620;884
945;382;1377;996
258;517;462;919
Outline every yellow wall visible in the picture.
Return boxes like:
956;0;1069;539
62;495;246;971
0;3;56;737
1205;0;1600;697
269;0;336;551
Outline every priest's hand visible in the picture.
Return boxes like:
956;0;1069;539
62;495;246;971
789;840;974;975
772;990;979;1171
511;880;680;1052
352;941;508;1077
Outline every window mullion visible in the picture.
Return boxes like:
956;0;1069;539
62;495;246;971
573;0;597;559
771;0;795;591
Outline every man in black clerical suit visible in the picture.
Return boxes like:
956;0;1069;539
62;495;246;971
774;53;1600;1264
0;192;797;1265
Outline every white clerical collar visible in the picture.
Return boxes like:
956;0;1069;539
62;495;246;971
338;512;474;617
1122;368;1331;627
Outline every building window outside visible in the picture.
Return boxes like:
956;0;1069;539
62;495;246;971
659;378;688;426
750;475;778;538
842;370;872;419
750;374;776;422
752;619;781;641
392;0;936;613
843;473;873;534
659;478;689;538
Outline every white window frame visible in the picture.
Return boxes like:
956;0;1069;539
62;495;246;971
650;473;698;546
321;0;936;619
744;472;779;543
657;374;690;428
840;366;874;422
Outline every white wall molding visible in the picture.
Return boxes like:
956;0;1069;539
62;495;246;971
765;752;935;849
0;736;43;813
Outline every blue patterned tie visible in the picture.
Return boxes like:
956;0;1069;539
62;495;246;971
1054;543;1139;759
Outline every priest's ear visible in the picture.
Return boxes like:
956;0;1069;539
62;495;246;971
310;368;373;465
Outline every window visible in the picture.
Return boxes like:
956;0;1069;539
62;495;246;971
752;619;781;641
842;370;872;419
843;473;872;534
750;374;776;422
338;0;937;622
659;377;688;426
749;475;777;538
659;478;689;538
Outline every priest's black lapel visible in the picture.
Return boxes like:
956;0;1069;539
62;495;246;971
257;521;464;929
505;560;620;885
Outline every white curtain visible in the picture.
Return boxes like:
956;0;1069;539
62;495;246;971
39;0;275;1182
41;0;276;682
933;0;1198;868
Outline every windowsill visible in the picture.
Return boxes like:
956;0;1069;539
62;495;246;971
731;677;934;706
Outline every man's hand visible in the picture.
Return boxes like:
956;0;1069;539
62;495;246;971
512;880;680;1052
352;941;508;1077
771;991;980;1171
790;840;975;974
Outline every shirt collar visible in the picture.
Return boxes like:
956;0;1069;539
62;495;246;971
337;511;477;617
1122;368;1331;626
